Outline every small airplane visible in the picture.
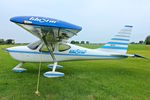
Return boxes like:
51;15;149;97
6;16;144;78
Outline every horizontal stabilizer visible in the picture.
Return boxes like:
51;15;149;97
133;54;147;59
112;54;147;59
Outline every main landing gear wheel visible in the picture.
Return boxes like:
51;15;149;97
44;62;64;78
12;62;27;73
44;72;64;78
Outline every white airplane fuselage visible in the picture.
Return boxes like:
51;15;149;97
7;43;127;63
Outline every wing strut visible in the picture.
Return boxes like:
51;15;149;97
42;35;57;72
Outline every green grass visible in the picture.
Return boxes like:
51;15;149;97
0;44;150;100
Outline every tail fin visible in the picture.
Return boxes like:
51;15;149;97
99;25;133;54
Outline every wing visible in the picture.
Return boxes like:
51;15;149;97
10;16;82;43
10;16;82;64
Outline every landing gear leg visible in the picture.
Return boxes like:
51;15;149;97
48;63;63;69
42;35;64;78
12;62;27;73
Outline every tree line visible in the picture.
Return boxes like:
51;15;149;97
131;36;150;44
0;35;150;45
0;39;15;44
71;41;89;44
71;36;150;45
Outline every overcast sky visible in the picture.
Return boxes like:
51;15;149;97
0;0;150;43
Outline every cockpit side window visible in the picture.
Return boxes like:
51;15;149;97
58;43;70;52
27;40;41;50
40;45;49;52
40;43;70;52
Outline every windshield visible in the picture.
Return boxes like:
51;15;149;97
27;40;42;50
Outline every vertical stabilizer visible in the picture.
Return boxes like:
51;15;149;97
99;25;133;54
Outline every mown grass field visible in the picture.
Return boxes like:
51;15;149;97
0;44;150;100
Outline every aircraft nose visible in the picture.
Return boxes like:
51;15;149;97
5;47;14;52
3;48;8;52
